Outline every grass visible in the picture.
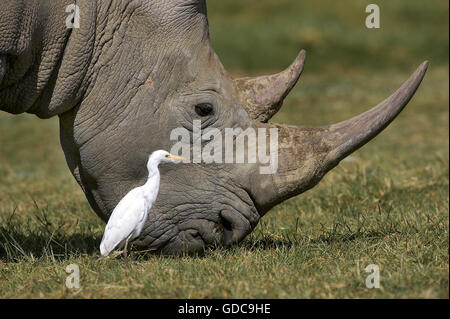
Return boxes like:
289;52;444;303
0;0;448;298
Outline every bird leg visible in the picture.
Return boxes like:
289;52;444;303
124;239;129;259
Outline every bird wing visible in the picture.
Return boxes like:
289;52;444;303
100;189;147;256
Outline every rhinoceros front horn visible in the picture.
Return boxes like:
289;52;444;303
250;61;429;212
234;50;306;123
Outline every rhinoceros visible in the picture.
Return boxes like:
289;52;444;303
0;0;428;254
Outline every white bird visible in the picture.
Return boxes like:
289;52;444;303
100;150;186;257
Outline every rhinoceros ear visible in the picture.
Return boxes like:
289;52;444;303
234;50;306;123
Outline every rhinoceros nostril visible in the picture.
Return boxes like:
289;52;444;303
219;211;235;246
186;229;201;240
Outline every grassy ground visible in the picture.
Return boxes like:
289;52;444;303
0;0;448;298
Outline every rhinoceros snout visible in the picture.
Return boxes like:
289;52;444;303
151;209;256;255
219;210;253;247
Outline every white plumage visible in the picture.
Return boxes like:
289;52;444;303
100;150;186;256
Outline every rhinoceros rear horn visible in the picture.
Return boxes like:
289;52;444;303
234;50;306;123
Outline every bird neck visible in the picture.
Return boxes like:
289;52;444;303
143;160;161;192
146;158;160;176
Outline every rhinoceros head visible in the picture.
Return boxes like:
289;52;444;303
52;0;428;254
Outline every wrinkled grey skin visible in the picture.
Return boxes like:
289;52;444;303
1;0;428;254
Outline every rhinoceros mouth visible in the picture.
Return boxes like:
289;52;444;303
159;209;257;255
135;191;259;255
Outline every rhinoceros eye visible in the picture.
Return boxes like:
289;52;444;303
194;103;214;117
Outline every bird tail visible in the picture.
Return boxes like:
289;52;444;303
100;241;111;256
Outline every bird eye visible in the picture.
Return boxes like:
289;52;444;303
165;154;170;158
194;103;214;117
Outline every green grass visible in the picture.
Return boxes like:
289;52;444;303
0;0;448;298
209;0;449;73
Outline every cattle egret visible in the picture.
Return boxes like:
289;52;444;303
100;150;186;257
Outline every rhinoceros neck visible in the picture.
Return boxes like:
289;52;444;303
0;0;96;118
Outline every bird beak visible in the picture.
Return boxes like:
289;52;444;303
166;154;187;161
